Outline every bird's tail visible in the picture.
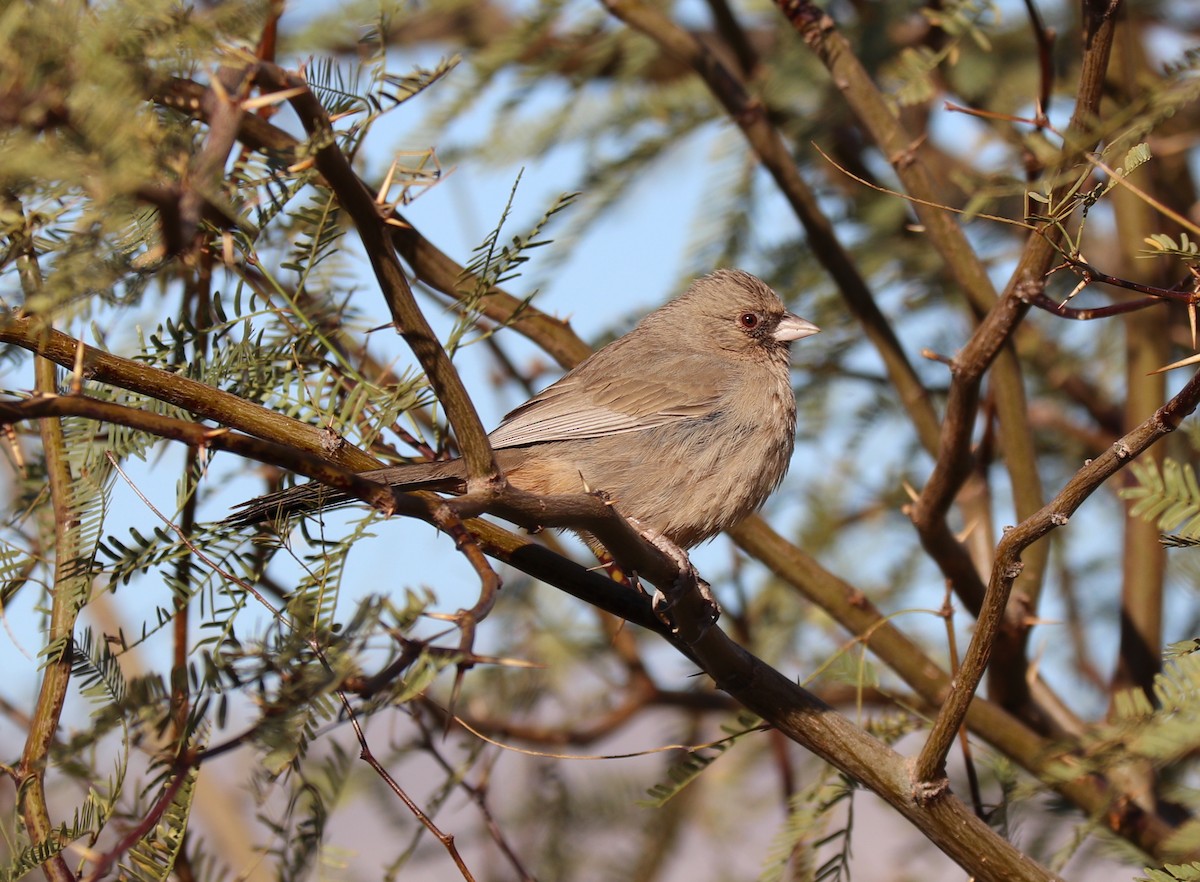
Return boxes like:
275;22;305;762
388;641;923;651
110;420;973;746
225;460;467;527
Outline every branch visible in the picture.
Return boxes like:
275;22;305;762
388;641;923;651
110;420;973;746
1028;292;1174;320
902;0;1122;520
155;77;594;370
253;64;499;488
106;448;484;882
908;0;1125;760
730;514;1181;857
80;769;189;882
0;392;682;630
7;384;1186;870
9;205;77;882
152;51;1180;864
664;602;1067;881
914;367;1200;782
773;0;1055;626
1021;0;1057;128
0;313;379;471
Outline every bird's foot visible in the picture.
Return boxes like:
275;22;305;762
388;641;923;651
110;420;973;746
630;522;720;632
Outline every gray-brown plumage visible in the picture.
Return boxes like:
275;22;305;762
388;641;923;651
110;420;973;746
229;269;819;547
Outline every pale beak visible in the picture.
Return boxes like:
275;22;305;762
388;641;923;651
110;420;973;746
773;313;820;343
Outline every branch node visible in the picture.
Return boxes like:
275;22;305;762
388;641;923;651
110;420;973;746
1014;276;1044;304
320;426;345;454
734;97;766;127
911;776;949;806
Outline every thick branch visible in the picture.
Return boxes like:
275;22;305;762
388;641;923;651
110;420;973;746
4;382;1180;869
0;393;684;625
666;597;1064;881
0;314;378;471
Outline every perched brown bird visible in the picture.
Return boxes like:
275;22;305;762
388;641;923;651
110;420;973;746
229;269;819;548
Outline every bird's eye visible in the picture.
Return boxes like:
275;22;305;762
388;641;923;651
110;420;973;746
738;312;760;329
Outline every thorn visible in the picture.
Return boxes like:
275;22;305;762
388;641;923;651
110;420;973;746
70;340;86;395
445;666;466;738
1149;351;1200;374
1062;276;1089;304
376;159;398;205
1022;615;1062;627
240;86;306;111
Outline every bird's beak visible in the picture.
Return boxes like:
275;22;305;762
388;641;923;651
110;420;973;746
774;313;820;342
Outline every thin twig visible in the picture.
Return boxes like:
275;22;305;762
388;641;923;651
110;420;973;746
1020;0;1056;128
939;586;984;819
412;711;538;882
80;768;190;882
10;199;77;882
339;694;479;882
1027;292;1172;320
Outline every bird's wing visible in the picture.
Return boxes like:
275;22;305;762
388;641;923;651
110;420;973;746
487;370;720;449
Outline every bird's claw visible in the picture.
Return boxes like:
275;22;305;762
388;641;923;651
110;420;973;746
631;521;720;633
651;570;719;631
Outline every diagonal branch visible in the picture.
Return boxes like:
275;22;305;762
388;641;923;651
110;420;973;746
914;367;1200;782
659;577;1067;882
772;0;1050;626
730;513;1182;855
775;0;1124;726
0;314;379;471
0;403;1065;882
156;76;594;370
597;0;942;456
253;63;500;487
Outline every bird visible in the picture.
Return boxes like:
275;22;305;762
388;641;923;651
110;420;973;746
228;269;819;551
